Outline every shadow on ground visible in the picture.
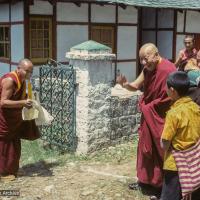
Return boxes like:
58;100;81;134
19;160;60;177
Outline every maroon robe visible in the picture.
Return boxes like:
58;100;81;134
178;48;197;71
137;59;176;187
0;71;40;176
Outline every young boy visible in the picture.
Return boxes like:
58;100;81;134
160;71;200;200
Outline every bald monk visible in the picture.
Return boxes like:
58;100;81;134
117;43;176;197
0;59;40;181
175;35;197;70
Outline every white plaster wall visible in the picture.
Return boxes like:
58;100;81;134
11;65;17;71
118;6;137;23
11;2;24;22
91;4;115;23
158;9;174;28
0;4;9;22
30;0;53;15
57;25;88;62
117;62;136;81
111;63;115;81
117;26;137;59
11;25;24;62
0;63;10;76
74;62;89;154
88;61;113;85
142;31;156;45
186;11;200;33
176;34;185;58
157;31;173;59
177;11;184;33
57;3;88;22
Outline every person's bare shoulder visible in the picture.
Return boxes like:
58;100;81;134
1;77;15;94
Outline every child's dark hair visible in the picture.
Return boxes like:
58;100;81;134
167;71;190;96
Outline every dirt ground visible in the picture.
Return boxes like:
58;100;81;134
0;143;149;200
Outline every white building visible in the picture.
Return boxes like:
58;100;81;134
0;0;200;81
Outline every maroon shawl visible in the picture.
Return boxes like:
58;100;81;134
0;71;40;175
137;59;176;187
0;71;40;140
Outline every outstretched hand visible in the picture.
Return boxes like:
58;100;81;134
116;74;128;87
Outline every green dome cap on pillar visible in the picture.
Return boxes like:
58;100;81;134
71;40;111;52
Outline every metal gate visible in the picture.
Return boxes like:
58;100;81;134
37;60;76;151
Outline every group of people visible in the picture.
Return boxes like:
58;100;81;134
0;35;200;200
117;35;200;200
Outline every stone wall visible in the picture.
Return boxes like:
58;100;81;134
110;95;141;141
87;93;141;153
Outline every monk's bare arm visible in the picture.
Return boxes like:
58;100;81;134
0;78;32;108
123;70;144;91
174;50;184;68
174;57;181;68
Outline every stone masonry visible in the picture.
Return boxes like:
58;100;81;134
66;40;141;154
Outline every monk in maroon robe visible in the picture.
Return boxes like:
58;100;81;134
175;35;197;70
117;43;176;195
0;59;40;180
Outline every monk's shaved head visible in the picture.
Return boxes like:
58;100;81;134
139;43;158;56
17;58;33;80
185;34;194;42
18;59;33;69
139;43;160;71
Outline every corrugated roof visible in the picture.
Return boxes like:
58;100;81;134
0;0;199;10
96;0;200;9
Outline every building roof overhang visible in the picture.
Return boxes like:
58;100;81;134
0;0;200;10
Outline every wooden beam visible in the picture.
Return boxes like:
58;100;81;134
73;2;81;7
119;3;126;10
10;0;19;4
48;0;56;6
99;2;105;6
177;9;184;13
28;0;34;6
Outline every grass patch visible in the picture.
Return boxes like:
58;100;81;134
21;137;138;167
21;139;59;166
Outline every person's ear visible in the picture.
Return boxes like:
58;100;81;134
169;87;176;95
170;87;175;92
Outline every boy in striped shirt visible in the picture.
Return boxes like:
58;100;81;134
160;71;200;200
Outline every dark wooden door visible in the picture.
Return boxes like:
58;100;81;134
194;34;200;51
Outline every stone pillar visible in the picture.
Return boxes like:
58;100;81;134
66;40;116;154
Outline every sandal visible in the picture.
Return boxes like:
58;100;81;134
0;175;16;182
128;182;141;190
149;195;160;200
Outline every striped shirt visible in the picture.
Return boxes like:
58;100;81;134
161;96;200;171
172;140;200;198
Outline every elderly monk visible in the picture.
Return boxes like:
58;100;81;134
117;43;176;196
0;59;40;181
175;35;197;70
